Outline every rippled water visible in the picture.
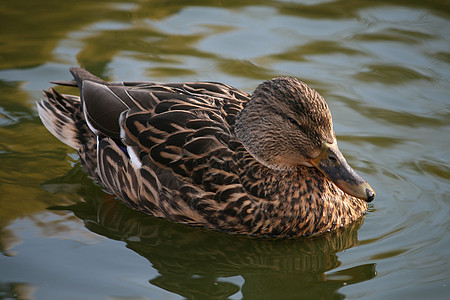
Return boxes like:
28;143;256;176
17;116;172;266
1;0;449;299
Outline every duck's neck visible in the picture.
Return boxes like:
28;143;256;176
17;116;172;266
237;151;368;237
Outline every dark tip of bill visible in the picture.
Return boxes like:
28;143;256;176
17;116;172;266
366;188;375;202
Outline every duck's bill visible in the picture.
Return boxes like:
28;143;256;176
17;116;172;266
309;142;375;202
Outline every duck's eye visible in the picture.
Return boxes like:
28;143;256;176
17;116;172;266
286;116;308;133
287;116;300;127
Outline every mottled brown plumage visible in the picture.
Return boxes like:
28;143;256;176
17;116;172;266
37;67;374;238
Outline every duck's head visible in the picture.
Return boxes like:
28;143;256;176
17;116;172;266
235;77;375;202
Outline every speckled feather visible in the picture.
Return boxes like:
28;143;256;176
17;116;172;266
38;68;368;238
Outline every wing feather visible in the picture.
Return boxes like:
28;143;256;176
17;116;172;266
97;137;162;213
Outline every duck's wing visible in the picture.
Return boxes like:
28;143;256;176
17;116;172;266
73;68;257;225
70;67;249;139
121;84;244;182
116;81;250;186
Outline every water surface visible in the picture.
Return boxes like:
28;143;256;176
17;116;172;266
0;0;449;299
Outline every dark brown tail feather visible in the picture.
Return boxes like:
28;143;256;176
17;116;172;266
69;67;107;89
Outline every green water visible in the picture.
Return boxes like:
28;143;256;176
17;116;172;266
0;0;449;299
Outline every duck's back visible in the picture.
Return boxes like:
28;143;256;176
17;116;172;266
39;68;272;233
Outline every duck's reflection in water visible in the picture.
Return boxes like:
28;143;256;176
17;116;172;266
48;165;376;299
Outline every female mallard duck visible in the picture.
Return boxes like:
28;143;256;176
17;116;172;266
38;67;375;238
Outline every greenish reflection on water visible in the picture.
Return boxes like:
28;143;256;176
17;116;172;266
0;0;449;299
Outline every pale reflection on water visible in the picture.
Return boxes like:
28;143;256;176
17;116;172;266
0;0;449;299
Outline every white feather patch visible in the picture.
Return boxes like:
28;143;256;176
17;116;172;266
127;145;142;168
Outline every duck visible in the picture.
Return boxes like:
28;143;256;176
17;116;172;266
38;67;375;238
